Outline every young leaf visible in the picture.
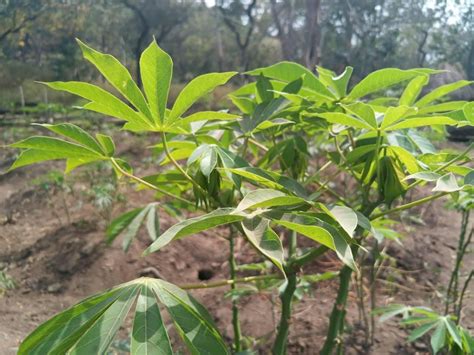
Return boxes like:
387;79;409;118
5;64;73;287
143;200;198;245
140;40;173;123
143;208;246;254
146;203;160;242
77;39;153;121
241;217;285;276
168;72;237;123
342;102;378;128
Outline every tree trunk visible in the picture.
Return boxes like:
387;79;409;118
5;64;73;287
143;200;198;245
303;0;321;69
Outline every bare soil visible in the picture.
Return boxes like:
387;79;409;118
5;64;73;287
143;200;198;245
0;134;472;355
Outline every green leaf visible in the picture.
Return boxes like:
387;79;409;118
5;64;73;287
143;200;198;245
464;170;474;185
140;40;173;123
19;278;228;355
431;322;447;354
314;112;373;130
444;318;463;348
404;172;441;182
332;66;353;97
415;80;473;107
131;283;172;355
77;39;152;121
256;74;274;102
417;101;468;115
381;106;417;129
122;207;150;252
329;206;358;237
275;215;356;270
407;321;437;342
241;217;285;276
95;133;115;156
342;102;377;128
43;81;151;129
40;123;103;154
153;280;229;354
399;75;429;106
246;61;335;99
175;111;240;126
200;146;218;178
348;68;425;100
143;208;245;254
66;285;139;354
168;72;237;123
146;203;160;242
384;116;458;131
433;173;461;192
18;288;123;354
236;189;307;212
225;167;307;198
106;208;144;244
11;136;102;157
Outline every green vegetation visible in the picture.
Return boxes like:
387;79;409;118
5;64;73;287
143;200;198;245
6;39;474;354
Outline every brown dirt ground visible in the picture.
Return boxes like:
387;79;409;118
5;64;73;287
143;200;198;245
0;134;472;355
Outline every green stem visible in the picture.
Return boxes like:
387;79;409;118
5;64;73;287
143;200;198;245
371;192;449;220
320;264;353;355
179;273;281;290
161;132;208;196
110;157;195;207
457;270;473;324
272;231;298;355
229;227;242;352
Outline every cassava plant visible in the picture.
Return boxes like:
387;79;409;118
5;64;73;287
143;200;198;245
6;39;474;354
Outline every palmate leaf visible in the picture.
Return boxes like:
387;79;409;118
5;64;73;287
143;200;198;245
399;75;429;106
19;278;228;355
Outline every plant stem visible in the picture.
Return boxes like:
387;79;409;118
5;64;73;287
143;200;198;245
445;210;471;315
109;157;195;207
229;227;242;352
371;192;449;220
272;231;298;355
160;132;208;196
457;270;473;324
179;273;281;290
320;264;353;355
